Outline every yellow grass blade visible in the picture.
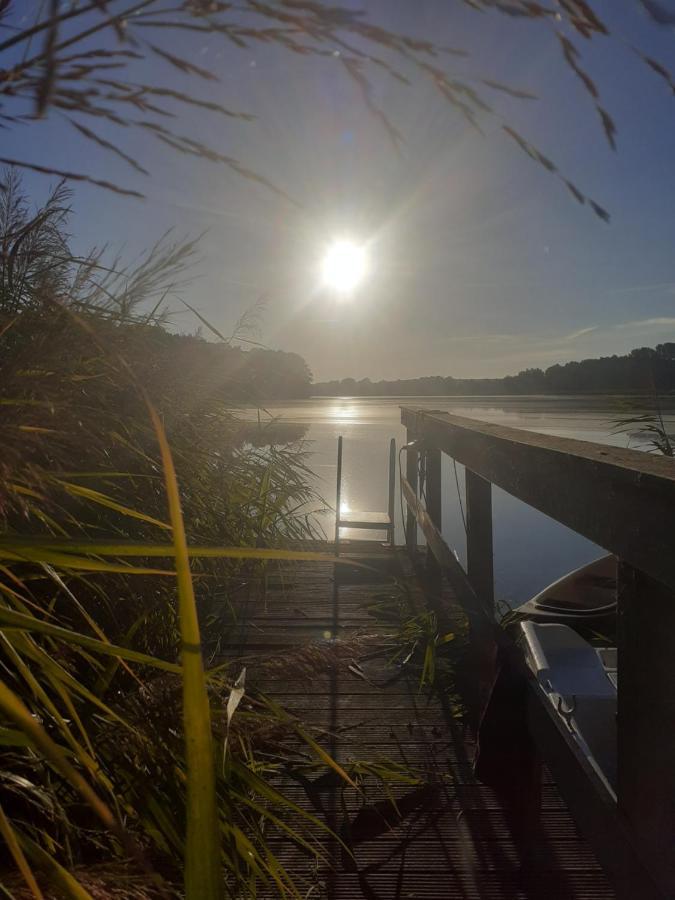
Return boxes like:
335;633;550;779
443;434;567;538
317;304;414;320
147;403;221;900
0;547;176;575
0;800;45;899
0;605;181;673
0;539;381;576
56;480;170;530
19;836;94;900
294;724;359;791
0;679;116;832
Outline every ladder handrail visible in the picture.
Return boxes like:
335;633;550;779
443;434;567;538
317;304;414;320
388;437;396;546
334;435;343;546
335;435;395;550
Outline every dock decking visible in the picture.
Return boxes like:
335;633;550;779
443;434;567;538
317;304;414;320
224;544;615;899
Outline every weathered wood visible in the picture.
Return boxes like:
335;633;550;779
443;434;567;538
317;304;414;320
401;408;675;591
228;551;615;899
400;474;486;626
465;468;494;618
400;405;675;898
405;429;418;553
425;447;442;577
617;562;675;896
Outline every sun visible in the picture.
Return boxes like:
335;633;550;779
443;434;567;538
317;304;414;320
321;240;367;294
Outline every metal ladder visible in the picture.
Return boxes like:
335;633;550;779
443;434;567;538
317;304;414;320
334;436;396;553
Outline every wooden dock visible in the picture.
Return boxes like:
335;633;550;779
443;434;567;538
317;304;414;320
224;544;615;899
214;405;675;899
397;407;675;900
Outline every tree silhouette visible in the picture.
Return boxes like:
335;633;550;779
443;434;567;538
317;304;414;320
314;345;675;397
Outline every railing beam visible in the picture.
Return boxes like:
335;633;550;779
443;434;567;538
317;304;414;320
401;407;675;591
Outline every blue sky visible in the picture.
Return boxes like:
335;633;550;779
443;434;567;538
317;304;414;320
6;1;675;379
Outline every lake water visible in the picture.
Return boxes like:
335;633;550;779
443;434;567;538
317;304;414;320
245;395;674;609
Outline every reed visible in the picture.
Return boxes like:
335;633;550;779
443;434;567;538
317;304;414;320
0;174;350;898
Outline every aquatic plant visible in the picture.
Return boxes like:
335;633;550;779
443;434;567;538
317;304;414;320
612;394;675;457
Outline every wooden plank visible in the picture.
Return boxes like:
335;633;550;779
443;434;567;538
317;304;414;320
401;408;675;591
465;468;494;618
617;562;675;896
231;554;615;900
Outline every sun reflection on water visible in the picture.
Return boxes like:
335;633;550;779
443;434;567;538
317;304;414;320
330;403;359;421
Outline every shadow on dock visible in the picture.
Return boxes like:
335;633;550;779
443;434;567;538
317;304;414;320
223;540;615;899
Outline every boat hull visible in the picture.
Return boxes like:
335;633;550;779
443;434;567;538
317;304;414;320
514;554;616;627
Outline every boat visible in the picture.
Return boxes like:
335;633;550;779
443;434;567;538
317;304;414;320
515;555;618;795
514;553;616;627
518;620;617;795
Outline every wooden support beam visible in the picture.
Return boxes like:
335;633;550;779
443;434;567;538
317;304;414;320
617;562;675;896
404;430;418;553
465;468;494;619
401;408;675;591
424;448;441;577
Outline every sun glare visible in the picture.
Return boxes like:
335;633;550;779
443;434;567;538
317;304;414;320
321;240;367;294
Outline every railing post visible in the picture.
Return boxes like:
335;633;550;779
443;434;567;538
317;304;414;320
617;561;675;896
465;468;494;619
405;429;418;554
425;447;442;576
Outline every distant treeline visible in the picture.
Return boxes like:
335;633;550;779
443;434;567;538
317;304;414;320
314;344;675;397
158;331;314;402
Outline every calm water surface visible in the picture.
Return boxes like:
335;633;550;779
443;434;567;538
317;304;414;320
246;396;675;609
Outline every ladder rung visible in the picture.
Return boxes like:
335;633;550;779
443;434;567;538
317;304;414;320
338;511;392;528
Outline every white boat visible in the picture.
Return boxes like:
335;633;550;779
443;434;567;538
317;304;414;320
519;620;617;795
515;556;619;795
515;554;616;626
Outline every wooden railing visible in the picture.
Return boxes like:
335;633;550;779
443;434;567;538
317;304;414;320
400;407;675;900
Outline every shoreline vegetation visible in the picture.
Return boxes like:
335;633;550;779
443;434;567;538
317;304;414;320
0;173;388;898
1;168;456;900
312;344;675;398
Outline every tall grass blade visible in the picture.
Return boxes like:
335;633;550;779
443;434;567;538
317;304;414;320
0;605;181;673
147;403;221;900
0;801;45;899
0;679;116;831
19;836;94;900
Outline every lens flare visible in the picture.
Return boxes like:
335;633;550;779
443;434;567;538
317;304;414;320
321;240;367;294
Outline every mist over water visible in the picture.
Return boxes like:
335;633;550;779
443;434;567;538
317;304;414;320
245;395;675;608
